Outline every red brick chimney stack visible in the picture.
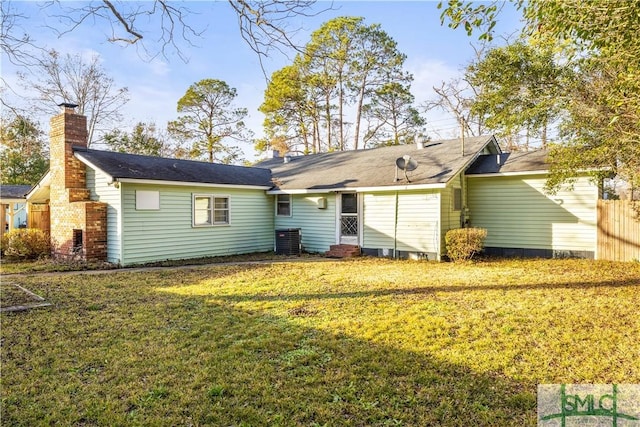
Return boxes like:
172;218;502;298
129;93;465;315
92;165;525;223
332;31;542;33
49;103;107;262
50;103;89;195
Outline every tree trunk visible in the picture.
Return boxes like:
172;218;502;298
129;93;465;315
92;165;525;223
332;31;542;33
353;79;366;150
313;118;320;154
392;106;399;145
338;72;344;150
324;91;332;151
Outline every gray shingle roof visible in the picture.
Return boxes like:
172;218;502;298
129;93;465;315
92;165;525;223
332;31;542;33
67;139;543;192
74;147;273;187
256;135;499;191
466;150;549;175
0;185;31;199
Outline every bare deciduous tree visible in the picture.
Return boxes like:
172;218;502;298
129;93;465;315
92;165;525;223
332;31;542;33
424;78;484;138
45;0;204;62
228;0;330;73
0;1;41;66
18;49;129;146
2;0;329;65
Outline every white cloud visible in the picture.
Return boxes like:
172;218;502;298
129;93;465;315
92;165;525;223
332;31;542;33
406;57;462;105
146;58;171;77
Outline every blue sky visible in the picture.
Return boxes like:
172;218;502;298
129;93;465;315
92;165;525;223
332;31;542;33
1;1;524;161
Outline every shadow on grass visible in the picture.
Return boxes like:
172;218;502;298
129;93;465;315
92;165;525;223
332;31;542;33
215;277;639;304
8;260;635;425
158;293;535;425
2;267;537;426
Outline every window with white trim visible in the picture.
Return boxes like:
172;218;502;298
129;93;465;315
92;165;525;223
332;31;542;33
276;194;291;216
193;194;230;226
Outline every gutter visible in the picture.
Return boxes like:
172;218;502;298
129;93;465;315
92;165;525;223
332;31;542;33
267;182;447;195
114;178;272;190
466;170;550;178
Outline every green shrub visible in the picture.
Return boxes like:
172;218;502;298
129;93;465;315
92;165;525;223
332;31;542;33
1;229;51;260
445;227;487;262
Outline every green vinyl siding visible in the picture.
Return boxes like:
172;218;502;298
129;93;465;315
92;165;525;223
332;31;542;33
440;174;465;257
274;194;335;253
441;174;463;233
120;184;273;265
362;191;440;254
86;167;122;264
467;175;598;252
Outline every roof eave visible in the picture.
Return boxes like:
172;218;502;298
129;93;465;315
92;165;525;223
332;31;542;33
0;197;28;203
115;178;272;190
467;169;549;178
25;171;52;202
467;167;603;178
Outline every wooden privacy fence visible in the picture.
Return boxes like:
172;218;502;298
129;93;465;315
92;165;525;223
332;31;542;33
27;203;50;236
597;200;640;261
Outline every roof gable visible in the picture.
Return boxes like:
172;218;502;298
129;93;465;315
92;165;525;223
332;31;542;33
466;150;549;175
258;135;499;192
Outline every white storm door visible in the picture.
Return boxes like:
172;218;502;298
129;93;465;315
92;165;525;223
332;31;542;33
338;192;359;245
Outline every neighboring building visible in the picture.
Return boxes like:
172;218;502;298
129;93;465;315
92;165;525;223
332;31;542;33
1;185;30;238
27;105;600;265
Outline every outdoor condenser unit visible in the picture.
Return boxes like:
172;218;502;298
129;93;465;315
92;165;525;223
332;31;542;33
275;228;301;256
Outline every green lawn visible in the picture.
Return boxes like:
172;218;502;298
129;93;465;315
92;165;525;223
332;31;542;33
1;258;639;426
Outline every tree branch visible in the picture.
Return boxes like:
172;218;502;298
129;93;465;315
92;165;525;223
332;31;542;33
102;0;143;43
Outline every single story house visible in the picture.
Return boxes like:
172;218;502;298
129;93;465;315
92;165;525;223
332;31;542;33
27;104;599;265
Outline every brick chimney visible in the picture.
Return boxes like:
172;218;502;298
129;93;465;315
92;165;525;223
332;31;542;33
49;103;107;262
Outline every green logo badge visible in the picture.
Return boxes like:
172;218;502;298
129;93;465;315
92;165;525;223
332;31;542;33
538;384;640;426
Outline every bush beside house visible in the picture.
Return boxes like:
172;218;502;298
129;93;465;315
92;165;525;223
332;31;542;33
445;228;487;261
1;229;51;260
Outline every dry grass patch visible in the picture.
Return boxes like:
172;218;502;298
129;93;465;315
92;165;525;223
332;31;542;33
0;282;50;311
0;251;312;274
1;258;638;426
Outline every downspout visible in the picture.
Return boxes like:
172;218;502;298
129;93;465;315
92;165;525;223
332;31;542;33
461;171;467;228
394;191;399;258
106;177;122;265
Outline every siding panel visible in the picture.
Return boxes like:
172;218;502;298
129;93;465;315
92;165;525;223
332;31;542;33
87;167;122;263
363;191;440;255
275;194;335;253
120;184;273;265
441;174;463;247
468;175;598;252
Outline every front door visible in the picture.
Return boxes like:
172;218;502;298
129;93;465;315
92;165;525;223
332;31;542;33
339;192;359;245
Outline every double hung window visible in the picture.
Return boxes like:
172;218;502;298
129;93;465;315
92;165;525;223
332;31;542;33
276;194;291;216
193;195;229;226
